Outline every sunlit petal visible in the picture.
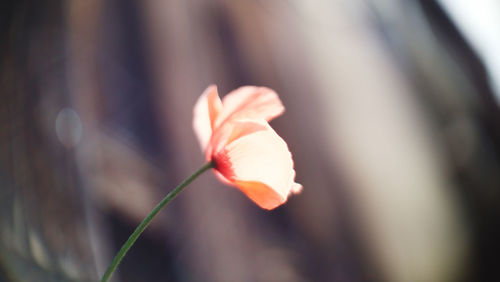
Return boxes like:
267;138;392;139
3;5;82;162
213;120;300;209
193;85;222;152
215;86;285;128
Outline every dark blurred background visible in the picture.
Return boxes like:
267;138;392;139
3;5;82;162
1;0;500;281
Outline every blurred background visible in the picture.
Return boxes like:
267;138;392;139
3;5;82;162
1;0;500;281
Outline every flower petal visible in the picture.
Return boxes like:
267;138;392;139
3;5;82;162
233;181;285;210
213;120;300;210
292;182;303;194
193;85;223;152
214;86;285;128
206;86;285;159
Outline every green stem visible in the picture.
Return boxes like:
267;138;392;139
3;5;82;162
100;161;214;282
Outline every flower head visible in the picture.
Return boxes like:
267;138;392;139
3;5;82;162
193;85;302;210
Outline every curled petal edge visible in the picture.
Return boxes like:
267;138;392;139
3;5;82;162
193;85;222;152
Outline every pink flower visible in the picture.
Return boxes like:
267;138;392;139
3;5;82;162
193;85;302;210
